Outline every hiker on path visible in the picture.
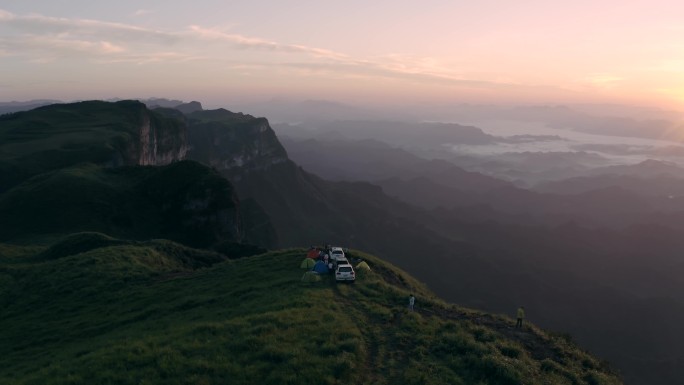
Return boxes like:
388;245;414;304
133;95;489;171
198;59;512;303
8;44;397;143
516;306;525;328
409;294;415;311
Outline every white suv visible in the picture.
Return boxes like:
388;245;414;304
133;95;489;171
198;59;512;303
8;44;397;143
335;264;355;282
330;247;345;262
336;258;350;267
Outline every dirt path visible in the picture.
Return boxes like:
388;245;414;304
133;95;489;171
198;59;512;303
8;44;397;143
416;305;562;362
362;257;563;363
333;282;391;385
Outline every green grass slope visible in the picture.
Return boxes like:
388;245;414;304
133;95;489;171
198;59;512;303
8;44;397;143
0;239;622;385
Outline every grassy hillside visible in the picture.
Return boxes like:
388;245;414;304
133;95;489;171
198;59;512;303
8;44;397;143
0;237;621;385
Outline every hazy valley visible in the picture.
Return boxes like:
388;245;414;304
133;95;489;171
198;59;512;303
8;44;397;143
1;98;683;384
270;101;684;385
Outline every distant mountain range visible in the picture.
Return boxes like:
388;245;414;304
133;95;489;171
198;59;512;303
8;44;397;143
278;130;684;385
3;99;684;384
0;99;61;114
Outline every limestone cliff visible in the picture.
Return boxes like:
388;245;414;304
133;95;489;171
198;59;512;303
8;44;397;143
185;109;288;178
0;101;242;247
0;100;188;192
112;100;188;167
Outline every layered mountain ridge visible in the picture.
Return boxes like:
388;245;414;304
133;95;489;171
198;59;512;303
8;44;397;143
5;99;676;384
0;99;625;384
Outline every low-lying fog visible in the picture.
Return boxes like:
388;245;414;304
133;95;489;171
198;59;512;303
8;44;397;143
450;119;683;165
261;100;684;185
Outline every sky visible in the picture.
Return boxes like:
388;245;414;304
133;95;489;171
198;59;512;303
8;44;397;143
2;0;684;109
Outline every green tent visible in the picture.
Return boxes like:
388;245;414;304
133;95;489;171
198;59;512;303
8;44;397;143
300;258;316;269
356;261;371;271
301;271;322;283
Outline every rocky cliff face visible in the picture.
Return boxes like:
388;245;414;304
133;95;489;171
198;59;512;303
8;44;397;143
135;110;188;166
185;109;288;178
0;100;190;192
0;100;292;248
136;160;243;247
0;101;244;247
111;101;188;167
179;109;288;247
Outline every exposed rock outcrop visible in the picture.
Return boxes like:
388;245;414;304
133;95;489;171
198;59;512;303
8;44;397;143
186;109;288;177
135;107;188;166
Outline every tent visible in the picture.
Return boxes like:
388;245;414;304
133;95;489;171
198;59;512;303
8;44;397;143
306;248;319;259
356;261;371;271
300;258;316;269
312;260;329;274
301;271;321;283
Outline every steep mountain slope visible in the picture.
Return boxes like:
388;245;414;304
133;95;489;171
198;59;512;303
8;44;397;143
274;120;501;149
275;126;684;385
0;100;667;384
184;109;463;255
0;100;187;193
0;239;622;385
186;108;289;177
280;136;667;229
279;137;512;193
0;101;247;248
0;161;241;247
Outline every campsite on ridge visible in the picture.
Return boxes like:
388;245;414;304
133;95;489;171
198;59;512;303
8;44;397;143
0;238;622;385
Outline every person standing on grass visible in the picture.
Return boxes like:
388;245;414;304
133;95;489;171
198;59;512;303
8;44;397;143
409;294;415;311
516;306;525;328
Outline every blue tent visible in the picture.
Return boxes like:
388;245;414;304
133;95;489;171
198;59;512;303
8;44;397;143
312;260;329;274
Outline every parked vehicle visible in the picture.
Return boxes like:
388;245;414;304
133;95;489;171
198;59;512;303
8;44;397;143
336;258;350;267
331;247;345;261
335;265;355;282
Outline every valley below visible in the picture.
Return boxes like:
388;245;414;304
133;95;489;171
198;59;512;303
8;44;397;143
1;99;683;384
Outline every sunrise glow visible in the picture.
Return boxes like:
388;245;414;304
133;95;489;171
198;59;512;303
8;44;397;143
1;1;683;110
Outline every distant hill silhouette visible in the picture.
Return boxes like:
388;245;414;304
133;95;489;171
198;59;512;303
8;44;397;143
0;99;60;114
173;100;203;114
586;159;684;178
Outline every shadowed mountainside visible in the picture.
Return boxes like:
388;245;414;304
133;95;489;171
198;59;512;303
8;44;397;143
0;100;673;384
0;100;187;193
276;130;684;385
0;161;242;248
0;101;246;249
